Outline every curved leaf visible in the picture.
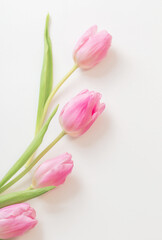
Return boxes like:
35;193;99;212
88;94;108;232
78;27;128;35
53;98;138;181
0;105;58;188
0;186;55;208
35;14;53;134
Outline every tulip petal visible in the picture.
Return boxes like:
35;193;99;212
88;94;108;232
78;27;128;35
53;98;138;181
32;153;73;188
73;25;97;58
0;203;37;239
76;30;112;69
59;90;105;137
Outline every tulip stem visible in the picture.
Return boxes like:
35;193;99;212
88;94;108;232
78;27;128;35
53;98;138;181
26;185;34;190
35;63;78;135
25;64;78;168
0;131;66;194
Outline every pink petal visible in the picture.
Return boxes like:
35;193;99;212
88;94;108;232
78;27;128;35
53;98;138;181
76;31;112;69
73;25;97;58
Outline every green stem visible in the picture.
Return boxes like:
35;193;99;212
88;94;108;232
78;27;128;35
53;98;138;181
26;64;78;168
0;105;59;188
26;185;34;190
25;64;78;168
0;131;66;194
36;64;78;135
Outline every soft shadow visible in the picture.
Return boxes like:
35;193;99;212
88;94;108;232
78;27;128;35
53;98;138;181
81;48;117;79
71;112;110;147
39;175;81;213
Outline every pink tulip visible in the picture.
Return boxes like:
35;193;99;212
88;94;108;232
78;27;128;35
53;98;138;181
32;153;73;188
73;25;112;69
0;203;37;239
59;89;105;137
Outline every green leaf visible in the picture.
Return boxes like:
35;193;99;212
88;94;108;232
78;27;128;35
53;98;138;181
0;105;58;188
0;186;55;208
35;14;53;134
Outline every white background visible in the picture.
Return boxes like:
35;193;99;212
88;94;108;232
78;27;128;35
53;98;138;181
0;0;162;239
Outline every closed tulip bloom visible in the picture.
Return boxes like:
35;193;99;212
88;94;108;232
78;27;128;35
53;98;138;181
0;203;37;239
59;90;105;137
32;153;73;188
73;25;112;70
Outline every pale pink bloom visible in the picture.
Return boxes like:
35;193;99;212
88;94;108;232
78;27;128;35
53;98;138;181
0;203;37;239
73;25;112;69
59;89;105;137
32;153;73;188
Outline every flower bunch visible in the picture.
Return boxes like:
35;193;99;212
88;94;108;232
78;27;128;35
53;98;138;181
0;14;111;239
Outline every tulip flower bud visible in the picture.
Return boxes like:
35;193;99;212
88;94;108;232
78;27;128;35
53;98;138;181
59;89;105;137
32;153;73;188
73;25;112;70
0;203;37;239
